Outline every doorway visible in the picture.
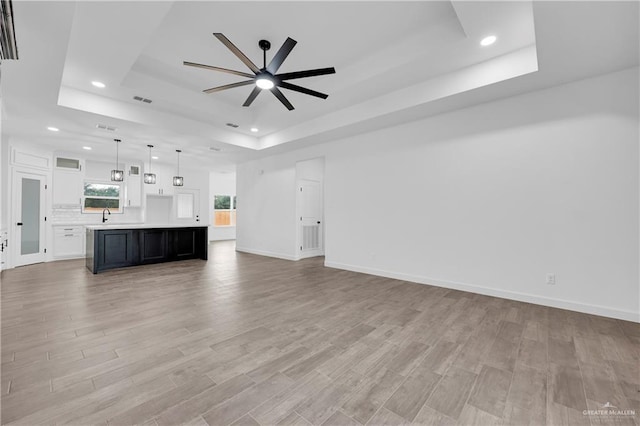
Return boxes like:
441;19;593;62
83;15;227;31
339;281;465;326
296;157;324;259
12;170;47;267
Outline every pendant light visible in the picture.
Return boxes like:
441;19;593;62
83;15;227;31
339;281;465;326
110;139;124;181
144;144;156;184
173;149;184;186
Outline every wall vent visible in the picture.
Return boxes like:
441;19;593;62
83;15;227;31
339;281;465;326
302;225;320;251
133;96;152;103
96;124;117;132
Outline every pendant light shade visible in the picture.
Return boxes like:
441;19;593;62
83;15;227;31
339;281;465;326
173;149;184;186
111;139;124;182
144;144;156;184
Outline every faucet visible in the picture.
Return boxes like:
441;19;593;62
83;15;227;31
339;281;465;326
102;208;111;223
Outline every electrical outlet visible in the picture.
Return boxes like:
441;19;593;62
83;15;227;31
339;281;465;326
546;273;556;285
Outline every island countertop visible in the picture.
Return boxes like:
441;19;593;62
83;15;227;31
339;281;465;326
85;223;206;230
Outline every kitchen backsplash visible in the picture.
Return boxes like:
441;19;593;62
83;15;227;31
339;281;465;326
51;206;143;225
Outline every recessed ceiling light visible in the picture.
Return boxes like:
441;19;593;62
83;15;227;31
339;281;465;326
250;127;259;133
152;156;159;160
92;81;106;88
82;146;92;150
480;35;497;47
47;126;59;132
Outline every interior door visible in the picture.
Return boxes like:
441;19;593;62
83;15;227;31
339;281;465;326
298;179;323;258
175;189;201;224
13;171;47;266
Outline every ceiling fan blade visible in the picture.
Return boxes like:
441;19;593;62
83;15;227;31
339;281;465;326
278;82;328;99
242;86;262;107
183;61;254;78
266;37;297;74
270;87;294;110
203;80;254;94
276;67;336;81
213;33;260;74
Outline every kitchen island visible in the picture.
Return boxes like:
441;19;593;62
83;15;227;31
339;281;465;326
86;224;208;274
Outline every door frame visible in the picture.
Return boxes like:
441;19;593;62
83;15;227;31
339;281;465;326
11;168;48;267
296;178;324;260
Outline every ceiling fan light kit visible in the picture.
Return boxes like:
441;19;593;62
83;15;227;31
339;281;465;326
184;33;336;110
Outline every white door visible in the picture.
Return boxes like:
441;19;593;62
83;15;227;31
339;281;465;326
175;189;201;224
13;171;47;266
297;179;323;258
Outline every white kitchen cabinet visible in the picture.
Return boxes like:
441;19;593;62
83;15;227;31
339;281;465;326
55;156;83;171
126;164;142;207
52;225;85;258
53;169;83;207
143;166;174;197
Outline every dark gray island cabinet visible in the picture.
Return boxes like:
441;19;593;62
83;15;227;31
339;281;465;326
86;225;208;273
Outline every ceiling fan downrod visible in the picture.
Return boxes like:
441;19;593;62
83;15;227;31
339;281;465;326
258;39;271;70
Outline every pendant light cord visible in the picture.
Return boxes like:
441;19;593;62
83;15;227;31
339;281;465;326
147;144;153;173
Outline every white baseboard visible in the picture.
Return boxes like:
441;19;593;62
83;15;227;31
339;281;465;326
324;261;639;323
235;246;300;261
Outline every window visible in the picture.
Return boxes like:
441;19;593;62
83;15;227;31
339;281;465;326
83;182;122;213
214;195;236;226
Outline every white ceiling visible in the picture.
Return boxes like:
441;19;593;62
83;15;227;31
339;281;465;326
1;1;638;172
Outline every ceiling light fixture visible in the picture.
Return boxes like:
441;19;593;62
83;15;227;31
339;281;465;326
152;156;159;160
480;35;497;46
83;146;92;150
92;81;106;88
173;150;184;187
250;127;259;133
255;75;274;90
111;139;124;182
184;34;336;111
144;145;157;184
47;126;59;132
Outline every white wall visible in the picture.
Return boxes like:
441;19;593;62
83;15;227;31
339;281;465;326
236;67;639;321
237;157;298;258
209;171;236;241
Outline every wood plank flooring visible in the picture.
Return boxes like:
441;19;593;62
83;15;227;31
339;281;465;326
1;241;638;425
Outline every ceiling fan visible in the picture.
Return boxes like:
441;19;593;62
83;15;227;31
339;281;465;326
184;33;336;111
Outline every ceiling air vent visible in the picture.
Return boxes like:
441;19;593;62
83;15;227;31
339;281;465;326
209;147;221;152
226;123;239;128
96;123;117;132
133;96;152;104
0;0;19;60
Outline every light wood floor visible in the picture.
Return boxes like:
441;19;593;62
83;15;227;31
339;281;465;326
1;241;638;426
